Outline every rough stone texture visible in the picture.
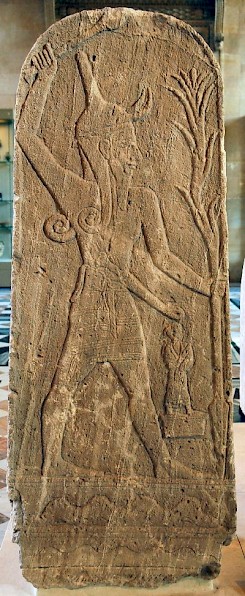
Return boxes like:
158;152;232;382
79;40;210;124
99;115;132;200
9;8;236;590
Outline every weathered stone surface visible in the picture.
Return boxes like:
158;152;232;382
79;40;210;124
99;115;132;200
9;7;236;590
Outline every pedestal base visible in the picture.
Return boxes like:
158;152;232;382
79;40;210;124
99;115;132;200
0;521;214;595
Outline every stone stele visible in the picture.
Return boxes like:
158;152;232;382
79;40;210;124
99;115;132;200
9;7;236;590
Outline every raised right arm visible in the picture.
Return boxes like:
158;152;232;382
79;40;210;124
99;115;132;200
16;44;68;214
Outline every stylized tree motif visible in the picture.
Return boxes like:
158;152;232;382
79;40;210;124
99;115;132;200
166;68;221;277
166;69;229;465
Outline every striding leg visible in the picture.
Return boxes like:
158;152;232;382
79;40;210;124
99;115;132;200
110;357;170;478
41;327;95;477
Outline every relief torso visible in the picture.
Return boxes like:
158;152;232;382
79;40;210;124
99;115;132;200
78;191;141;268
62;184;149;361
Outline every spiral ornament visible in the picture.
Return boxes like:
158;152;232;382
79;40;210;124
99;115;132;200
44;214;76;243
78;206;101;234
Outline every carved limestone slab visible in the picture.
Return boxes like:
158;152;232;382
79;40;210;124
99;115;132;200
10;7;236;589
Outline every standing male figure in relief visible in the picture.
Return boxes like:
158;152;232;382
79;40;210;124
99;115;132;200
16;44;211;479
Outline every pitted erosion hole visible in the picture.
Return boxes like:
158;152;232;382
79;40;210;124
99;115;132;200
200;562;221;579
223;535;233;546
